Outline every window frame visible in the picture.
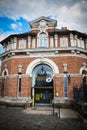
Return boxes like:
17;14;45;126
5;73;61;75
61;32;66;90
38;32;48;48
60;37;68;47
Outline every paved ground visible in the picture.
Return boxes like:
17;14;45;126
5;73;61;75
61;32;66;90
0;106;87;130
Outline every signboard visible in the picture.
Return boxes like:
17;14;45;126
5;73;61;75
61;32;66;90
46;77;52;83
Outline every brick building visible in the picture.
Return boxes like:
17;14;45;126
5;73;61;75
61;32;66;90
0;16;87;106
0;67;1;76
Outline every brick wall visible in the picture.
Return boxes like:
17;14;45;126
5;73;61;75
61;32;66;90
53;76;64;97
6;77;18;96
21;76;32;97
68;76;82;99
1;56;87;74
0;55;87;99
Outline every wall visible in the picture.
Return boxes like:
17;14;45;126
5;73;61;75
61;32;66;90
0;55;86;98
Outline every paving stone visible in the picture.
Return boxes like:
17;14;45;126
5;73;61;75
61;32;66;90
0;106;87;130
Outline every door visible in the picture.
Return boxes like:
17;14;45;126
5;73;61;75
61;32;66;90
35;88;53;104
32;64;53;105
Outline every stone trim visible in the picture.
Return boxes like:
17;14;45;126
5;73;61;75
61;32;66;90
2;65;9;76
80;67;87;74
0;46;87;58
26;58;59;77
1;53;87;63
0;73;82;79
0;74;31;79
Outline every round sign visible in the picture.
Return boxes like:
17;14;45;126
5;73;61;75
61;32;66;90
46;77;52;83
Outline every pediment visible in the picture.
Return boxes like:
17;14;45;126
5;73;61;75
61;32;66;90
30;16;57;28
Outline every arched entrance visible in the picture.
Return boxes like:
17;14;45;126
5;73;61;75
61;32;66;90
26;58;59;106
32;64;53;105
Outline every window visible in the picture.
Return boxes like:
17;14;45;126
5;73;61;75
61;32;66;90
19;39;26;49
60;37;68;47
86;39;87;49
32;64;53;87
28;36;31;48
78;39;81;47
81;39;84;49
50;37;54;47
77;38;85;48
71;39;76;47
32;38;35;48
38;32;48;47
2;65;9;76
3;43;6;52
7;42;10;50
10;43;16;49
13;37;17;49
55;34;58;47
64;75;68;98
18;76;22;97
86;43;87;49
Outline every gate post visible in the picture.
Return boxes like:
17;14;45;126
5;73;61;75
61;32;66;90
32;87;34;107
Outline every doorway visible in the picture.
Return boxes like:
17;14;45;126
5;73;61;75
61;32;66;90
32;64;53;105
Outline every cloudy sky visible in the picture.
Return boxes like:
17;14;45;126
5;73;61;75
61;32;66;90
0;0;87;54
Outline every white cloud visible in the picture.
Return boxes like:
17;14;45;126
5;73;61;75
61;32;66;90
10;23;17;30
47;1;87;33
0;0;87;33
18;22;22;27
10;22;23;33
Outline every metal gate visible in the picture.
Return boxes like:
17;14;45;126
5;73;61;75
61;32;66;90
34;72;53;104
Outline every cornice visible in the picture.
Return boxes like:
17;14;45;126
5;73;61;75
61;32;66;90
0;47;87;59
1;51;87;64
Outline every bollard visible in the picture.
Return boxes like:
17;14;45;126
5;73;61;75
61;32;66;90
52;103;54;116
58;103;60;118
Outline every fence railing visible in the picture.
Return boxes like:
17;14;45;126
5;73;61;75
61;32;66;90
73;84;87;102
73;84;87;116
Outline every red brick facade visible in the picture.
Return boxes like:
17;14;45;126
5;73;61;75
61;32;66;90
0;16;87;105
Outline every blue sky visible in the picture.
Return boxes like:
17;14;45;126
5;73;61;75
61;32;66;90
0;17;31;34
0;0;87;65
0;17;31;54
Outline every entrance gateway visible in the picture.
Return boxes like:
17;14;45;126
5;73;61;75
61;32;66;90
26;58;59;106
32;64;53;105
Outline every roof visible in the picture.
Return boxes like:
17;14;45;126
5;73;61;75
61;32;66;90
0;30;36;45
0;16;87;45
0;29;87;45
30;16;57;28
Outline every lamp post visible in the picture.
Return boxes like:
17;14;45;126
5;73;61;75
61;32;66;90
55;87;60;118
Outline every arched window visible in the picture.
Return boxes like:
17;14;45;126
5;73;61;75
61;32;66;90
38;32;48;47
32;64;53;87
2;65;9;76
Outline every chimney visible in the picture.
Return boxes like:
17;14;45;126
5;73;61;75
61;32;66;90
61;27;67;30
